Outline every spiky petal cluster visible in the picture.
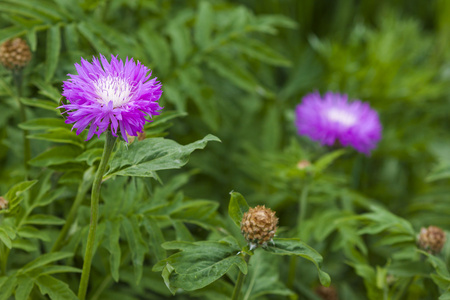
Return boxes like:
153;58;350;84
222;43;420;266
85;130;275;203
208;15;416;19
241;205;278;249
418;226;446;254
0;38;32;70
295;92;382;155
60;54;162;142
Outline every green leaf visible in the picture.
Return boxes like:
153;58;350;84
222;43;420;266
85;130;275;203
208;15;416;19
427;162;450;182
20;98;59;111
45;25;61;82
18;226;50;241
24;214;65;225
15;276;34;300
166;20;192;65
313;149;347;174
0;26;26;44
35;275;78;300
105;220;121;282
4;180;38;213
29;145;83;167
233;38;291;66
20;252;73;274
0;275;17;300
144;217;166;261
106;134;220;178
264;238;331;286
138;29;171;77
28;128;84;148
12;239;38;252
0;230;12;249
206;53;262;94
195;1;214;49
228;191;249;228
122;216;147;285
19;118;67;131
75;148;103;166
77;21;110;54
153;240;245;292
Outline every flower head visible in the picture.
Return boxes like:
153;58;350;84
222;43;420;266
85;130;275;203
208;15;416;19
295;92;381;155
418;226;446;254
241;205;278;250
60;54;162;142
0;38;32;70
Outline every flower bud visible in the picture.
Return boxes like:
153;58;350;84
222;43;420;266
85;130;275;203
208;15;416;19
418;226;446;254
0;38;32;70
0;197;8;210
240;205;278;249
297;159;311;170
315;285;338;300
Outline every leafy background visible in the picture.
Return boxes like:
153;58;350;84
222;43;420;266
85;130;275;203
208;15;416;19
1;0;450;299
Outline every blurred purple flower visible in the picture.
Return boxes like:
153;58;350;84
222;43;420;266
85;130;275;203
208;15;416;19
60;54;162;142
295;92;382;155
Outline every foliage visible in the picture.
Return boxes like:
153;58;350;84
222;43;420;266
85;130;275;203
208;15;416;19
0;0;450;299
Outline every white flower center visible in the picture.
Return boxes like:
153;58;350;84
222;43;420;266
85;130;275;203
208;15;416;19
326;108;357;127
94;76;132;107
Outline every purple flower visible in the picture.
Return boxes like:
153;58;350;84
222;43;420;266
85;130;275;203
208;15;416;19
60;54;162;142
295;92;382;155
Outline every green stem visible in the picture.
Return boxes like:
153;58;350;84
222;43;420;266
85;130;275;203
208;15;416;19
231;254;251;300
12;70;30;177
286;256;297;290
51;168;95;252
78;131;117;300
297;180;310;237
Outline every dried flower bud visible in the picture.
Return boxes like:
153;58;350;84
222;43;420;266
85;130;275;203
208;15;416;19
297;159;311;170
0;197;9;210
315;285;338;300
418;226;446;254
241;205;278;249
0;38;32;70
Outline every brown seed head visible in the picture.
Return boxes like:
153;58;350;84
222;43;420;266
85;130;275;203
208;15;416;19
418;225;446;254
0;197;8;210
315;285;338;300
241;205;278;248
0;38;32;70
297;159;311;170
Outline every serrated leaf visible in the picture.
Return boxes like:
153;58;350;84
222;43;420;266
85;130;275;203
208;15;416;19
264;238;331;286
15;276;34;300
122;216;147;285
106;134;220;178
35;275;78;300
105;220;121;282
154;240;245;292
45;25;61;82
20;252;73;274
0;275;17;300
144;217;166;261
29;145;82;167
228;192;249;228
19;118;67;130
195;1;214;49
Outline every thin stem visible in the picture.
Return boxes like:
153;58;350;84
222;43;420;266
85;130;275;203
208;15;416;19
12;69;30;177
51;168;95;252
231;254;251;300
286;256;297;290
297;179;310;237
78;132;117;300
